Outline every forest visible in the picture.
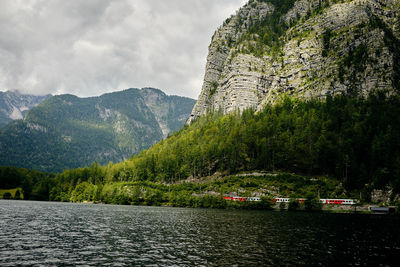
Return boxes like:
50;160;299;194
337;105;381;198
1;93;399;208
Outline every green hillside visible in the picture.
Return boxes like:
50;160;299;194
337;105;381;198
0;188;24;199
0;88;195;172
45;94;399;204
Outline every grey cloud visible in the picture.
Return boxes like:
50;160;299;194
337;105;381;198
0;0;247;99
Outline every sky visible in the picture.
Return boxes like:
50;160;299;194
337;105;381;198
0;0;247;99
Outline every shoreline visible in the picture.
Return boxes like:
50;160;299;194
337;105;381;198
2;199;396;215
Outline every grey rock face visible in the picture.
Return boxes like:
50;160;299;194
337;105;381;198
188;0;400;123
0;91;50;127
139;88;196;138
188;1;274;122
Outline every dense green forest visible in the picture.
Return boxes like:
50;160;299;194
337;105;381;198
0;166;53;200
95;93;398;191
2;93;397;207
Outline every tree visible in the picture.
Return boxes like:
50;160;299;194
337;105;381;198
288;199;299;211
14;190;21;200
2;192;12;199
304;194;322;211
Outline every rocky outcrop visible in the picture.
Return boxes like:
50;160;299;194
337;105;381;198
0;90;50;127
188;0;400;123
139;88;195;138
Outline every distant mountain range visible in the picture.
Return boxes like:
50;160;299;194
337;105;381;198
0;88;195;172
0;91;51;128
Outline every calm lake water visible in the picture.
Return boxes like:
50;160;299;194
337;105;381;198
0;200;399;266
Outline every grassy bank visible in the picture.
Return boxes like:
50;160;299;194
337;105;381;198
52;171;361;208
0;187;24;199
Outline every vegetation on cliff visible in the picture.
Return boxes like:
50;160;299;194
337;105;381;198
190;0;400;123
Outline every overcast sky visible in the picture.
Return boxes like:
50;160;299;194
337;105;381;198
0;0;247;99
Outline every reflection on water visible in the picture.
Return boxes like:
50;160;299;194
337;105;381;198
0;200;399;266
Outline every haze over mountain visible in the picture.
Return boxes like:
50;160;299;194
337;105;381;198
0;88;195;172
0;91;51;128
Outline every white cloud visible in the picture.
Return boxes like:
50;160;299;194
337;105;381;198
0;0;247;99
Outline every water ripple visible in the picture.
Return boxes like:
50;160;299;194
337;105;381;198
1;200;400;266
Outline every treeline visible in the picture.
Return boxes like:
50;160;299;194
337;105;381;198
51;179;274;209
3;94;399;204
49;170;342;208
0;166;53;200
109;93;399;190
46;93;400;203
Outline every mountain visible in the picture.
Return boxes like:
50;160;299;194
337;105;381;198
0;90;51;128
0;88;195;172
3;0;400;204
188;0;400;123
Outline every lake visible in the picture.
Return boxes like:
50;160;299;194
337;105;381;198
0;200;399;266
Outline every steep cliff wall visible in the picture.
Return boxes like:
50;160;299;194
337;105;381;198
188;0;400;123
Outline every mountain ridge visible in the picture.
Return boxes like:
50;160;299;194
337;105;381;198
0;88;195;172
0;90;51;128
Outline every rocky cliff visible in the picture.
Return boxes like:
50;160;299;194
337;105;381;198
0;91;50;128
188;0;400;123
